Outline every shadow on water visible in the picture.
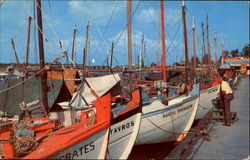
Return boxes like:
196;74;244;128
128;142;178;159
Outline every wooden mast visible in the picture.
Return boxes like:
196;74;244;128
160;0;167;82
159;0;168;97
71;24;77;63
25;16;32;66
192;16;197;75
109;42;114;72
206;14;212;67
214;31;218;65
221;38;225;64
11;39;19;64
127;0;132;69
83;22;89;72
181;1;189;84
139;35;144;69
36;0;48;115
201;22;206;64
139;35;144;80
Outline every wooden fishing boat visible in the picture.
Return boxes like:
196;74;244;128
135;83;200;145
134;1;201;145
0;93;111;159
47;68;80;96
1;0;112;158
195;84;220;120
107;88;142;159
69;73;142;159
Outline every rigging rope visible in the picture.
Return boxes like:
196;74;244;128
20;0;67;66
0;53;66;94
166;19;182;55
92;1;119;60
112;0;141;49
77;3;115;63
146;116;201;135
12;19;27;40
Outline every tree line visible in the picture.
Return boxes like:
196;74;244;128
189;43;250;66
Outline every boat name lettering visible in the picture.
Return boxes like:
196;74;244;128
110;121;134;135
162;111;176;118
58;141;95;159
177;105;192;113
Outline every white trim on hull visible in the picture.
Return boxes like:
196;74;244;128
135;84;200;145
52;128;109;159
195;84;220;120
107;112;142;159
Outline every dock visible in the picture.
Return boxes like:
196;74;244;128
166;76;249;159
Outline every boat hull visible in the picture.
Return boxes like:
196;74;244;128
52;128;109;159
195;84;220;120
107;111;141;159
136;94;199;145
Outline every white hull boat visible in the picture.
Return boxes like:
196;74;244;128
195;84;220;120
107;111;141;159
69;74;142;159
52;128;110;159
135;84;200;145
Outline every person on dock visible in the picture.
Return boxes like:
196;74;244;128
220;76;234;126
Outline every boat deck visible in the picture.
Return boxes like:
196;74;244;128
166;76;249;159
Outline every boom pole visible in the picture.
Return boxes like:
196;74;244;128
11;39;19;64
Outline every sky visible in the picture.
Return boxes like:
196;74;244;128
0;0;249;66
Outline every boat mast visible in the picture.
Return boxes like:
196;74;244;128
139;35;144;80
83;22;89;72
109;42;114;72
181;0;189;84
214;31;218;65
25;16;32;66
206;14;212;67
36;0;48;115
192;16;197;75
11;39;19;64
221;38;225;64
71;24;77;64
160;0;167;82
127;0;132;69
139;35;144;69
201;22;206;64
